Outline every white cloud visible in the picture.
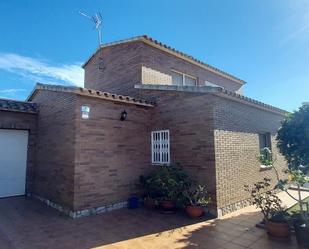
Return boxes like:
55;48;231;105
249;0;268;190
0;88;26;99
0;88;26;94
280;21;309;47
279;2;309;47
0;53;84;87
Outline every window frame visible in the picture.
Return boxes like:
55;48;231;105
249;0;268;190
171;70;197;86
259;132;272;150
151;129;170;165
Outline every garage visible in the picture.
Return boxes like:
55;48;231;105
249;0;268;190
0;129;29;197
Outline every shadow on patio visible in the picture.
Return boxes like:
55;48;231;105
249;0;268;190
0;196;301;249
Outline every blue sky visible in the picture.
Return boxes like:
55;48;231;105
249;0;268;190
0;0;308;111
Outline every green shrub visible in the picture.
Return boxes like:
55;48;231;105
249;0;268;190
139;163;191;201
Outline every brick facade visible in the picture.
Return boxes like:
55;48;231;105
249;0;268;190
84;40;243;96
32;91;77;209
0;110;37;194
137;86;287;215
2;36;287;217
212;96;286;215
138;89;218;208
84;41;143;96
73;95;152;211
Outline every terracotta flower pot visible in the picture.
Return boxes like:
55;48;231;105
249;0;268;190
266;220;290;238
186;205;204;218
144;198;156;209
161;200;175;211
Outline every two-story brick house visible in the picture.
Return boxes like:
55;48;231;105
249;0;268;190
0;35;287;217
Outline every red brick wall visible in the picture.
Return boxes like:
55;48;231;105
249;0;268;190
73;95;152;210
138;88;287;214
139;42;242;92
137;89;218;208
84;41;143;96
84;41;243;96
0;111;37;194
212;96;287;212
29;88;286;216
31;91;77;209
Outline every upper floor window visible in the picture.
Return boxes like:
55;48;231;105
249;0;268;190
259;132;271;150
205;81;224;89
151;130;170;165
171;70;197;86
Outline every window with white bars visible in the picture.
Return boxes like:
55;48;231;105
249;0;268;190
151;130;170;164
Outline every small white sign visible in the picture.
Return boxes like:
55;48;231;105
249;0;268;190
81;105;90;119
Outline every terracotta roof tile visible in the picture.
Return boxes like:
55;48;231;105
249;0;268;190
27;83;155;107
0;98;38;113
134;84;287;115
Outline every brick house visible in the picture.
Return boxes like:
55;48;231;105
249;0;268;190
0;36;287;217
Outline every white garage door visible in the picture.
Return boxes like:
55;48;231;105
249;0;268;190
0;129;28;198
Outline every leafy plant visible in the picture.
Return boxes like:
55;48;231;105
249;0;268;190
244;178;289;222
139;163;192;201
276;104;309;224
259;147;274;166
183;185;211;207
277;104;309;173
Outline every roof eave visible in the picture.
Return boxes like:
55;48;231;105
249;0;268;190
27;83;155;107
134;84;287;115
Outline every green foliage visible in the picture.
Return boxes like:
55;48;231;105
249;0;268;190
182;185;211;207
277;104;309;173
259;147;274;166
139;164;191;201
288;169;309;187
275;104;309;224
244;178;289;222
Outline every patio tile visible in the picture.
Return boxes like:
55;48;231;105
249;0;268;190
0;191;307;249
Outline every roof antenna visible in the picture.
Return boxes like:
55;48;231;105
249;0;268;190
79;11;103;46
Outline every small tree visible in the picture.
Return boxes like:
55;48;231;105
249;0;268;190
277;104;309;173
276;104;309;223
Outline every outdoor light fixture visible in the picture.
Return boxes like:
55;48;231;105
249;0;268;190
120;110;127;121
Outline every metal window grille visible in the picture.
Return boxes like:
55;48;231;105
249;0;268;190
151;130;170;164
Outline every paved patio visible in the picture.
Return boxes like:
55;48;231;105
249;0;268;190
0;190;308;249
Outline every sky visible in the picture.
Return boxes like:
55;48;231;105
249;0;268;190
0;0;308;111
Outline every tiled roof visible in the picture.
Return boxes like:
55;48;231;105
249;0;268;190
82;35;246;85
0;98;38;113
134;84;287;115
27;83;155;107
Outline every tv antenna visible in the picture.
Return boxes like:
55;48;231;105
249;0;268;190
79;11;103;46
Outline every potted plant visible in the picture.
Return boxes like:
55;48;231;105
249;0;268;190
259;147;274;169
139;163;192;212
245;178;290;237
274;168;309;245
139;175;158;209
276;104;309;247
183;185;211;218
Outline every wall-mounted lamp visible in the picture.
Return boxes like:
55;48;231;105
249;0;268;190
120;110;127;121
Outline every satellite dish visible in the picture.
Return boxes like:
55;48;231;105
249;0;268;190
79;11;103;46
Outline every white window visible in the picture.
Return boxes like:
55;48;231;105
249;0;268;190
171;70;197;86
151;130;170;164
